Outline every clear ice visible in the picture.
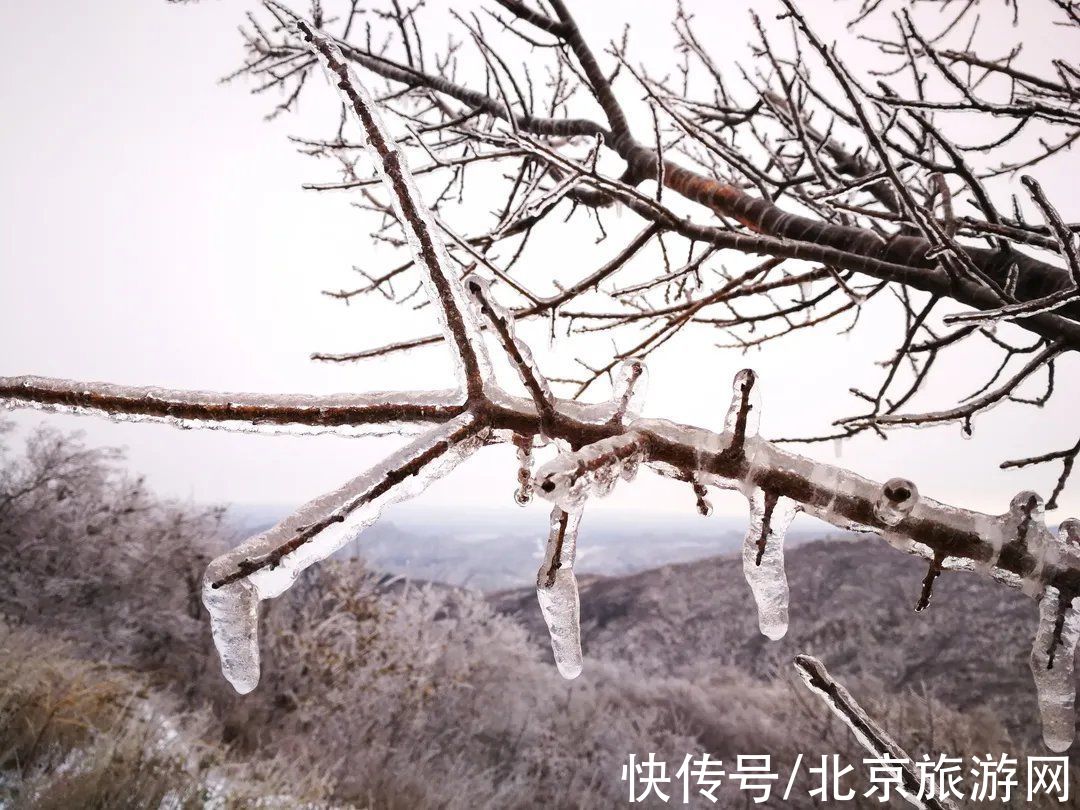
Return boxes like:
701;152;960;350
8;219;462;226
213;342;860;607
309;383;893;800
742;488;799;640
536;506;584;679
202;414;484;693
1031;585;1080;752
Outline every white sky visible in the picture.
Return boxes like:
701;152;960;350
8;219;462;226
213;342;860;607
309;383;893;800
2;1;1078;521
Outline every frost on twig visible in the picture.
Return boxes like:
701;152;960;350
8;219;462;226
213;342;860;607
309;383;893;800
795;654;957;810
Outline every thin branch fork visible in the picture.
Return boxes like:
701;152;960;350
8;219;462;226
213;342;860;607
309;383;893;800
240;0;1080;505
280;0;1080;340
231;0;1080;493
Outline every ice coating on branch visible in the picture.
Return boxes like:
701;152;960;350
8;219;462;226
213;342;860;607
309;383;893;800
536;507;584;679
1001;491;1057;596
534;433;646;512
692;479;713;516
724;369;760;441
742;488;799;640
463;274;553;410
512;433;534;505
1062;518;1080;549
794;655;943;810
610;358;648;425
0;376;460;437
1030;586;1080;752
295;17;491;391
202;414;484;693
874;478;919;527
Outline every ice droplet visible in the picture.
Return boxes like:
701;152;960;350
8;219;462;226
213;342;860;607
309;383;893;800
536;506;583;679
1030;586;1080;752
874;478;919;527
742;488;799;640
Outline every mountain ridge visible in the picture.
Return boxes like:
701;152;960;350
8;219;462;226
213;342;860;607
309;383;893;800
491;536;1045;744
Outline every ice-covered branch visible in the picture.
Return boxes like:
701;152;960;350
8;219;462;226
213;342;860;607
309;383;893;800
794;654;957;810
204;413;486;692
534;432;646;512
464;275;555;432
0;375;462;437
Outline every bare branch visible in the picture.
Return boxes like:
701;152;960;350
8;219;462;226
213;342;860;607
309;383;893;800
794;654;957;810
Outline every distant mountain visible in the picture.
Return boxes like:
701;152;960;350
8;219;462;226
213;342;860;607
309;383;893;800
492;537;1045;744
227;503;830;590
231;503;1051;742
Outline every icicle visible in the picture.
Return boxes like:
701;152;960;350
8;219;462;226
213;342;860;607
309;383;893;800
610;357;648;425
742;488;799;640
202;576;260;694
960;416;973;440
1030;586;1080;752
513;433;534;506
874;478;919;527
202;414;483;693
691;478;713;516
915;551;944;612
536;506;584;679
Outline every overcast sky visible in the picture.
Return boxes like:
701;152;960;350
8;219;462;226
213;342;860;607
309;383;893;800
2;1;1078;524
